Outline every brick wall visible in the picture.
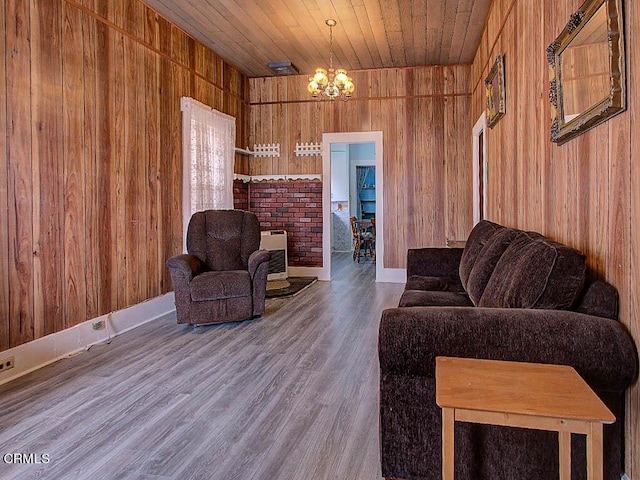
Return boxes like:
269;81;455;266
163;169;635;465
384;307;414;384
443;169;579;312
233;179;249;211
249;181;323;267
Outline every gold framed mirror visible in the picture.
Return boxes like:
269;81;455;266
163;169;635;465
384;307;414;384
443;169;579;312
485;54;506;129
547;0;625;145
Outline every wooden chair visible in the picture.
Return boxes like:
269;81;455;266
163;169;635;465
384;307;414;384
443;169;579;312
350;216;375;263
369;217;376;261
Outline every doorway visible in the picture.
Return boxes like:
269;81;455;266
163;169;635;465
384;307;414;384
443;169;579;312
329;143;376;254
321;132;383;281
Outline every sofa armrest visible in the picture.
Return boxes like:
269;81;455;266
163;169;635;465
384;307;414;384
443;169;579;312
166;254;203;281
248;249;271;279
379;306;639;392
248;249;271;316
407;248;464;279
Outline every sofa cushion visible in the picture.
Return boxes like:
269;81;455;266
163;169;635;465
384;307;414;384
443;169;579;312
190;270;251;301
479;233;586;309
574;280;619;320
405;275;465;293
465;228;524;305
399;290;473;307
459;220;505;288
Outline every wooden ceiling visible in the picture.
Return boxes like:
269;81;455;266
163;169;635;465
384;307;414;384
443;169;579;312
142;0;493;78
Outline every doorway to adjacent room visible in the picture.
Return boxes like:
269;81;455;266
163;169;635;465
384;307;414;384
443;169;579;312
321;131;383;282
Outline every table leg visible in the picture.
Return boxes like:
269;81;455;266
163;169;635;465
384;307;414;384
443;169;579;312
558;431;571;480
442;408;455;480
586;423;604;480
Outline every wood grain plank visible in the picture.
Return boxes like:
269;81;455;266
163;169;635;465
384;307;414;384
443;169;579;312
31;0;64;337
143;2;159;49
110;28;127;310
95;19;115;315
124;35;142;307
169;62;184;259
431;67;446;246
123;0;145;40
62;2;88;328
158;55;174;292
145;47;161;299
606;110;630;342
135;39;150;303
82;7;99;321
6;0;35;348
0;0;8;351
627;1;640;476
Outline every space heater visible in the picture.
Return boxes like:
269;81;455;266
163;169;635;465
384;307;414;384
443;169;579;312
260;230;288;281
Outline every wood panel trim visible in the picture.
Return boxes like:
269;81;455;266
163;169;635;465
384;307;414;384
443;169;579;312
250;92;472;106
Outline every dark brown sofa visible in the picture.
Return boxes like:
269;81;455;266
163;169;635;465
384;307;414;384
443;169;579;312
379;220;638;480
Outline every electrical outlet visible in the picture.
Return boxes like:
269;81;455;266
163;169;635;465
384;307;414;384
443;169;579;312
0;356;15;372
92;320;105;330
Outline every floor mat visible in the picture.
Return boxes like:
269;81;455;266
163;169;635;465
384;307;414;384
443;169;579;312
265;277;317;298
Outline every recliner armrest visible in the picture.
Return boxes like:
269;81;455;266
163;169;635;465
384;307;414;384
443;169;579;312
248;249;271;278
379;306;639;393
407;247;463;279
166;254;203;281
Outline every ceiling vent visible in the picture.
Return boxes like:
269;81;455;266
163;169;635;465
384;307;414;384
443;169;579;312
267;61;299;76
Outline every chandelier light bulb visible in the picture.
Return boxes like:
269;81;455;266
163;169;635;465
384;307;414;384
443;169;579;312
312;68;328;86
343;78;355;96
307;80;321;96
334;69;348;86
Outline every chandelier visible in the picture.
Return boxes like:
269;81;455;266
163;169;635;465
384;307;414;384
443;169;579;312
307;19;355;100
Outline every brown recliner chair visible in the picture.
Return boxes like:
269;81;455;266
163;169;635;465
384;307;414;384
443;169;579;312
166;209;271;326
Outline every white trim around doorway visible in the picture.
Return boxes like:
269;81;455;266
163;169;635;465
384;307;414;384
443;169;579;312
321;131;399;282
472;112;488;225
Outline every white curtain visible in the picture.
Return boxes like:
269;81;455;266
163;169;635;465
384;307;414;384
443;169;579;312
181;97;235;247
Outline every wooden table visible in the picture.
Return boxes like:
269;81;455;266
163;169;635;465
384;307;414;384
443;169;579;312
435;356;615;480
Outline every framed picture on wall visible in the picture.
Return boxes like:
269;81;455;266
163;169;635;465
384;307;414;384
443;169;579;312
485;54;506;128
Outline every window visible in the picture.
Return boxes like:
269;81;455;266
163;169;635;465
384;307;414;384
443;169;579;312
180;97;235;247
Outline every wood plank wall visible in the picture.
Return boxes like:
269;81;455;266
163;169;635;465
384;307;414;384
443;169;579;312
249;65;473;269
472;0;640;476
0;0;249;350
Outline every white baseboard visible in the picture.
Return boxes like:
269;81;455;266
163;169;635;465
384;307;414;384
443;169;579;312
0;293;176;386
288;265;406;284
376;267;407;283
288;266;328;281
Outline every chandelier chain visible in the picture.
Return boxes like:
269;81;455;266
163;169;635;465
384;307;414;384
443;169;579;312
329;23;333;70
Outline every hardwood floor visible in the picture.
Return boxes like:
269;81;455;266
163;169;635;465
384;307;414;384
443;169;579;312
0;253;403;479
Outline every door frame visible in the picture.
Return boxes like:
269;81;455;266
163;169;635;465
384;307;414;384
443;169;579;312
321;131;384;281
472;112;488;224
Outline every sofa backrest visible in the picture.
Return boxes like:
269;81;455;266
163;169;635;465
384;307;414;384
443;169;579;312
458;222;617;316
464;228;524;304
459;220;505;287
478;232;587;309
